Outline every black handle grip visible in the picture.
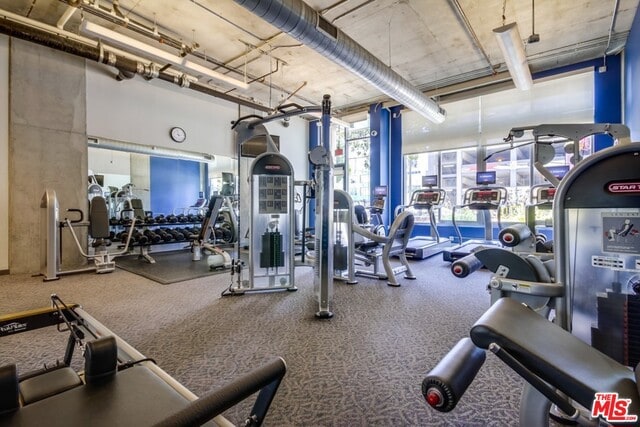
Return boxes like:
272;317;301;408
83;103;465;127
422;338;486;412
153;357;286;427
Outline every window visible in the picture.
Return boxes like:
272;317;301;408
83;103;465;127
346;120;370;205
401;70;594;227
404;152;439;222
484;143;531;223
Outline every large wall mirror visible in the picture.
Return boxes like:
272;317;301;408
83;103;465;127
88;142;237;221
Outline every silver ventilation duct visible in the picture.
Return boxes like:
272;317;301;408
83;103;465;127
234;0;446;123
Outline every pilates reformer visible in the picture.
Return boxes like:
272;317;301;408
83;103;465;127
0;295;286;426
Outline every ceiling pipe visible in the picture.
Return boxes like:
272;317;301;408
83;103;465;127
0;9;272;113
233;0;446;123
88;137;215;162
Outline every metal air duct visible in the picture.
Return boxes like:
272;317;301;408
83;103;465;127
233;0;446;123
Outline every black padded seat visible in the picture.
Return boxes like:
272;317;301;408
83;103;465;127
470;297;640;416
0;365;215;427
19;366;82;405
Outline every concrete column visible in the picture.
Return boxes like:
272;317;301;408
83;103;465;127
0;35;8;274
10;39;87;274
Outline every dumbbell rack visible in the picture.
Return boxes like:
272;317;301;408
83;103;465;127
109;214;204;264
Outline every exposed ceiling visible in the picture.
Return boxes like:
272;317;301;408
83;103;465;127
0;0;638;121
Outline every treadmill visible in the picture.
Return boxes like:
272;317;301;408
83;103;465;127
404;175;452;259
442;171;507;262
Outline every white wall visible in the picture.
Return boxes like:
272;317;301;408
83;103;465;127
0;35;8;272
86;61;309;174
402;71;595;153
85;61;311;250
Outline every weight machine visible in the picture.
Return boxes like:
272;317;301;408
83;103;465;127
423;124;639;426
353;210;417;287
333;189;357;284
225;98;335;318
40;189;134;281
190;195;232;269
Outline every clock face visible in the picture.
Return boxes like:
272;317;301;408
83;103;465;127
170;127;186;142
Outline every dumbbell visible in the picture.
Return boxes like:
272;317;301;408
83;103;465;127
143;229;162;244
156;228;173;242
131;229;149;246
167;228;185;241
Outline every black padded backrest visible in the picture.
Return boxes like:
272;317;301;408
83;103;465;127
89;196;110;239
198;196;224;241
220;184;234;196
84;336;118;385
354;205;368;225
385;211;415;256
0;364;19;414
130;199;145;219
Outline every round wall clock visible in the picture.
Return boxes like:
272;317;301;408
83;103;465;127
170;127;186;143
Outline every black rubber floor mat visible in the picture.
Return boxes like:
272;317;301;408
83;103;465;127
115;250;228;284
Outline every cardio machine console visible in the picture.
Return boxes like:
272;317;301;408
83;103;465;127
412;190;443;209
537;187;556;203
467;189;500;203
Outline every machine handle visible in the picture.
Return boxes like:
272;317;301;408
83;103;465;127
153;357;287;427
422;338;486;412
65;208;84;223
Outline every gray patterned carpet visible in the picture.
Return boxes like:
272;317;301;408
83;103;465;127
0;255;523;426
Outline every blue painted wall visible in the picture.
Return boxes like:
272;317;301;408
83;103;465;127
307;120;320;228
594;54;622;150
389;106;404;219
369;104;391;226
625;6;640;141
150;157;201;216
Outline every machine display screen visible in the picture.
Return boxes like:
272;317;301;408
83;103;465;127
422;175;437;187
547;165;570;180
476;171;496;185
374;186;388;196
539;187;556;202
470;190;499;202
415;192;440;204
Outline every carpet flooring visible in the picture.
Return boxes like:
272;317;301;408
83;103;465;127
0;255;524;426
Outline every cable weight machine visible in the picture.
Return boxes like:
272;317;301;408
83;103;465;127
225;99;335;318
